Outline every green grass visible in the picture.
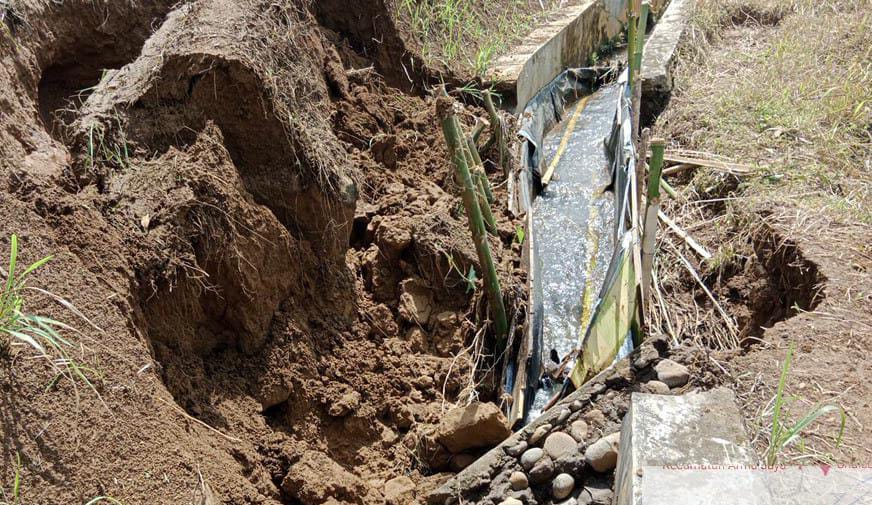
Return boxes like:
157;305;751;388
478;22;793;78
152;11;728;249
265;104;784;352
0;235;97;392
397;0;559;77
765;345;846;465
662;0;871;221
0;453;21;505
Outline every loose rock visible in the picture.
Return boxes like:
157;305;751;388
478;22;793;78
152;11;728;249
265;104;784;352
384;475;415;504
520;447;544;470
449;453;477;472
556;408;571;424
528;456;555;484
570;400;583;412
529;423;552;445
509;471;529;491
654;359;690;388
584;432;621;472
435;402;511;453
552;473;575;500
543;431;577;460
569;420;588;442
505;441;527;457
583;409;606;427
498;498;523;505
644;380;670;395
632;343;659;369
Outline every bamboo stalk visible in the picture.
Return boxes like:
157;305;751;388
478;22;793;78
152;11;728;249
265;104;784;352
631;2;649;139
466;136;495;203
641;138;665;306
627;12;637;86
635;128;651;223
660;178;678;199
633;2;650;75
459;132;498;235
472;117;488;143
483;90;509;177
662;163;695;176
439;98;508;342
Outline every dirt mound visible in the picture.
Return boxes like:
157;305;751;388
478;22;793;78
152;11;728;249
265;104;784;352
0;0;524;503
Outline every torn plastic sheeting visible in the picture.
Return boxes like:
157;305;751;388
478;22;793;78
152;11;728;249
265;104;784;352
508;67;639;422
517;68;600;209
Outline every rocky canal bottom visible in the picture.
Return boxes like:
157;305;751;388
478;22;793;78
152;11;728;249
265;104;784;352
429;333;702;505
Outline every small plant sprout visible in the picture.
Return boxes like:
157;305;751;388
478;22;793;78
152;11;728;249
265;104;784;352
0;235;97;392
513;225;525;245
766;344;846;465
0;452;22;505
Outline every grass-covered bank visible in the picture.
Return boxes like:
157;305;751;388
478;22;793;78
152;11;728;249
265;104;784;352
651;0;870;464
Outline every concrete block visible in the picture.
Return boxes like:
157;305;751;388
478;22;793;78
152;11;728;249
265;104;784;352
641;0;692;95
614;388;756;505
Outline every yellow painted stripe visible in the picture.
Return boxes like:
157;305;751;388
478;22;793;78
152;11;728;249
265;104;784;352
578;205;601;333
541;95;591;186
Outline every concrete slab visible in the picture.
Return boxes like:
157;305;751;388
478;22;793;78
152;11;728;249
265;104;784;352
641;466;872;505
641;0;692;95
614;388;757;505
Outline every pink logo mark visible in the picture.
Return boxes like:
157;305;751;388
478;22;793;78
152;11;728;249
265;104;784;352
819;464;831;476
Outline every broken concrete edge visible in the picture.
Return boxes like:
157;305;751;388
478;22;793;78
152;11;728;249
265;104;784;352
487;0;671;114
487;0;628;114
426;334;674;505
640;0;693;95
614;389;758;505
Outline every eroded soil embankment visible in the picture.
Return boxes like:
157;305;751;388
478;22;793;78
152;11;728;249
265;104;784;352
0;1;524;503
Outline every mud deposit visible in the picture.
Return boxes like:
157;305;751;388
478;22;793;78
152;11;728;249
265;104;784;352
0;1;524;503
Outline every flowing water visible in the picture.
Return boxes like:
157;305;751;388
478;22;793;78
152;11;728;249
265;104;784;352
528;84;620;418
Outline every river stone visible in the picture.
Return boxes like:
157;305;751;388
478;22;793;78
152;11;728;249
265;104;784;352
520;447;544;470
557;499;578;505
556;408;571;424
654;359;690;388
529;456;555;484
509;471;529;490
644;380;671;394
569;420;588;442
498;499;523;505
505;441;528;457
584;432;621;472
435;402;511;453
529;423;552;445
552;473;575;500
570;400;583;412
543;431;577;460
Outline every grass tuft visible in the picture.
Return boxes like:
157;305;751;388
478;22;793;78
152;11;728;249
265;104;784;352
0;235;98;393
397;0;562;77
765;345;846;465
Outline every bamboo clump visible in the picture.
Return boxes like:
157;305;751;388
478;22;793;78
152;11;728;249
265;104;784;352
437;97;509;343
